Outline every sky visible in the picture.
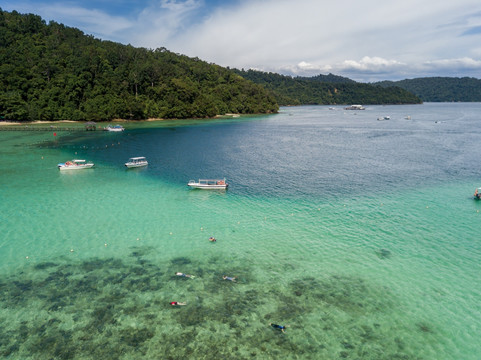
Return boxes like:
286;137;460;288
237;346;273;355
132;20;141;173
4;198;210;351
2;0;481;82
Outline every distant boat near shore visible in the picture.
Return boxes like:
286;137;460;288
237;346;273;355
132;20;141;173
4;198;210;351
104;125;124;132
344;105;365;110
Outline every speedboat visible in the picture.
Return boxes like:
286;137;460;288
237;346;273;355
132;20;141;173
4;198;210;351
187;179;228;190
377;116;391;121
104;125;125;132
58;159;94;170
125;157;148;168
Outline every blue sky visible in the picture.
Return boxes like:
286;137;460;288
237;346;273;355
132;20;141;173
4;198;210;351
2;0;481;82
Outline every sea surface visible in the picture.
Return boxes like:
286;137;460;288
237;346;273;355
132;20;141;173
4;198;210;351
1;103;481;359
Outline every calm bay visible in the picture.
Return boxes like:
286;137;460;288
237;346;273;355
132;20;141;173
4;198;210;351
1;103;480;359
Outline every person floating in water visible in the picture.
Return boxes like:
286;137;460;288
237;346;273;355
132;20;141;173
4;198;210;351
223;275;236;282
175;272;194;278
209;237;216;242
170;301;186;306
270;323;289;333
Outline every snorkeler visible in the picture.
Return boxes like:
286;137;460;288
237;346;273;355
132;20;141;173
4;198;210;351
223;275;236;282
270;323;289;333
175;272;194;278
209;237;216;242
170;301;187;306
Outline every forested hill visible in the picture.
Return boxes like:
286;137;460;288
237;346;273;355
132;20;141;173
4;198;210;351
374;77;481;102
233;69;422;106
0;9;278;121
297;73;356;84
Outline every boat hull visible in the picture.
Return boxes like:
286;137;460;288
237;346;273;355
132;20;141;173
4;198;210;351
58;164;94;170
125;162;148;168
187;184;228;190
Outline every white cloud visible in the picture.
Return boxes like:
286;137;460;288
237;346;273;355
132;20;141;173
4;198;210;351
130;0;203;46
4;0;481;81
423;57;481;69
339;57;406;72
161;0;481;80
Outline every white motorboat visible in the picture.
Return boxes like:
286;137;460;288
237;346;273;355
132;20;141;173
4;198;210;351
187;179;228;190
377;116;391;121
104;125;125;132
125;157;148;168
344;104;365;110
58;159;94;170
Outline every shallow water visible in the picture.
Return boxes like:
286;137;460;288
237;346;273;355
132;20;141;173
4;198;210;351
1;103;481;359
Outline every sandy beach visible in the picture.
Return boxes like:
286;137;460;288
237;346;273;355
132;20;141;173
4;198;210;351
0;114;241;126
0;120;77;126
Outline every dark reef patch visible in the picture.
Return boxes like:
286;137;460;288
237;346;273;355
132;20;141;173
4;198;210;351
376;248;392;259
0;251;432;359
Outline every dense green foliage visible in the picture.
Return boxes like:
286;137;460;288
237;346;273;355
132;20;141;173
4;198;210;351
297;73;357;84
233;69;422;106
0;9;278;121
375;77;481;102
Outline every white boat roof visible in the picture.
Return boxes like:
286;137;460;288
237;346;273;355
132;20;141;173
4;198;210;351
73;159;86;162
129;157;146;160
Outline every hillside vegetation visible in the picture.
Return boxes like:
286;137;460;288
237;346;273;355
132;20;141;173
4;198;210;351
375;77;481;102
0;9;278;121
233;69;422;106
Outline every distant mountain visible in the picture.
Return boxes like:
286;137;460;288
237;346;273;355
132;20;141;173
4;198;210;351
234;69;422;106
374;77;481;102
0;9;278;121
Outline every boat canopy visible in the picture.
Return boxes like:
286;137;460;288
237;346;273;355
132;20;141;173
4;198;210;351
129;157;146;161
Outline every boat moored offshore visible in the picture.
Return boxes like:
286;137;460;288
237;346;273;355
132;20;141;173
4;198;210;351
125;157;148;168
187;179;228;190
58;159;94;170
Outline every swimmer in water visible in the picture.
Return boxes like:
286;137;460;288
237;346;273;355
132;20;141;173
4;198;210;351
175;272;194;278
270;323;289;333
223;275;236;282
209;237;216;242
170;301;186;306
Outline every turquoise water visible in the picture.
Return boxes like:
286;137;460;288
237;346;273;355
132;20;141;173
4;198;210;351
1;104;481;359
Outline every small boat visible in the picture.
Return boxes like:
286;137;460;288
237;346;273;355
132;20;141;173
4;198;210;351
125;157;148;168
187;178;228;190
58;159;94;170
377;116;391;121
104;125;125;132
474;188;481;199
344;104;365;110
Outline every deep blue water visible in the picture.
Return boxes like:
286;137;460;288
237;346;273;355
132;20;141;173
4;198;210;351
64;103;481;199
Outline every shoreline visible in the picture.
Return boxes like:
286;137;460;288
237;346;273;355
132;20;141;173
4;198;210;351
0;114;245;127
